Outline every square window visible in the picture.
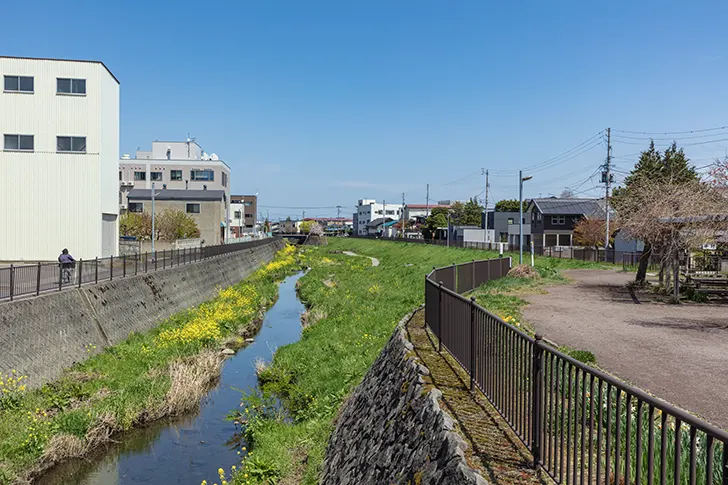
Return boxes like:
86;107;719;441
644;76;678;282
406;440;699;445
190;169;214;181
57;136;86;152
4;76;34;93
4;76;18;91
3;134;32;151
134;171;146;181
57;78;86;95
57;78;71;93
150;172;163;181
170;170;182;180
128;202;144;213
71;137;86;152
19;76;34;92
186;203;201;214
73;79;86;94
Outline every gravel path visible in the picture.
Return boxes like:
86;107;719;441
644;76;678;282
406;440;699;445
522;270;728;430
342;251;380;267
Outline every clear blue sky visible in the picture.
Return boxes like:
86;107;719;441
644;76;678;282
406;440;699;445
4;0;728;220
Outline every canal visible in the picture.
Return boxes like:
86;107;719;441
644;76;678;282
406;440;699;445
38;271;306;485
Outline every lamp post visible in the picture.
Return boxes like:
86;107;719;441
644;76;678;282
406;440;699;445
519;171;533;265
151;182;158;254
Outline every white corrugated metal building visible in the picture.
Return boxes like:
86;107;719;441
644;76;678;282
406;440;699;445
0;56;120;261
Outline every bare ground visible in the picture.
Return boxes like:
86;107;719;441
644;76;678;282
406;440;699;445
522;270;728;430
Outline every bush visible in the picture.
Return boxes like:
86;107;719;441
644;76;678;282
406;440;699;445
507;264;540;279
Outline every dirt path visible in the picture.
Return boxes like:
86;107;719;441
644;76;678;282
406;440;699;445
342;251;380;267
407;312;548;485
522;270;728;430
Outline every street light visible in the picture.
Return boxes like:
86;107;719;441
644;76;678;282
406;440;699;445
519;171;533;265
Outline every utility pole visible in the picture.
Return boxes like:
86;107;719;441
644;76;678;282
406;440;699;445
401;192;405;238
604;127;612;262
382;199;385;236
426;184;430;217
302;209;305;221
482;168;490;237
151;182;156;254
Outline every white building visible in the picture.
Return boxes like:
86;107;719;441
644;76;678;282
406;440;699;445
354;199;402;236
119;140;232;238
0;56;120;261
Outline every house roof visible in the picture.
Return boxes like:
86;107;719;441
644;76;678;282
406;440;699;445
0;55;120;84
406;204;451;209
365;217;395;228
529;198;606;217
127;189;225;201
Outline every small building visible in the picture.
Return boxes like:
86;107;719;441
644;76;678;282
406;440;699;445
1;56;120;260
485;210;522;243
355;199;402;236
126;189;227;245
404;203;452;224
230;194;257;237
365;218;395;236
279;219;301;234
528;198;606;250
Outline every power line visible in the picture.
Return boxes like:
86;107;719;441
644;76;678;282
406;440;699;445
613;125;728;136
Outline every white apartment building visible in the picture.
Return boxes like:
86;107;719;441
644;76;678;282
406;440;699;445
119;140;232;238
354;199;402;236
0;56;120;261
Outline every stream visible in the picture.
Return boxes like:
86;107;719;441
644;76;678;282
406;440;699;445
38;271;306;485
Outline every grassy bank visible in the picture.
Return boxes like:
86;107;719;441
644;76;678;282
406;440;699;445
0;245;301;484
214;239;615;485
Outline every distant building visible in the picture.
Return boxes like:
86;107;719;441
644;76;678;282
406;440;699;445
485;210;522;243
1;56;120;260
119;140;231;237
230;194;257;237
126;189;227;245
404;203;452;224
279;219;301;234
528;198;607;249
355;199;403;236
303;217;353;233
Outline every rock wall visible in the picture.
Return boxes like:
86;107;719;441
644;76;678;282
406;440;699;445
321;310;487;485
0;239;284;387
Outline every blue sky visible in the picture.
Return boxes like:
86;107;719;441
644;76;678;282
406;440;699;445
3;0;728;220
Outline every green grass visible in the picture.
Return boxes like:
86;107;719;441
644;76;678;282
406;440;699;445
0;246;301;484
227;239;618;484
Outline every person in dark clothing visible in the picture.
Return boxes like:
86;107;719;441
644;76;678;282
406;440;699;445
58;248;76;284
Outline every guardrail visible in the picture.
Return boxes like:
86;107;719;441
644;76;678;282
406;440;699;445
0;238;277;302
425;258;727;485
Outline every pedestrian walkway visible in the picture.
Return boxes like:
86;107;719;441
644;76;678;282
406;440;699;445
406;311;548;485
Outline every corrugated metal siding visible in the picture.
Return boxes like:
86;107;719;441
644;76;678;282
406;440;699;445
0;58;118;260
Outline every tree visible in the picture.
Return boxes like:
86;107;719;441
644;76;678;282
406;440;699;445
119;212;152;239
300;220;315;234
560;188;575;198
423;207;448;239
572;218;618;249
613;141;700;283
156;209;201;241
460;198;483;226
708;156;728;188
495;199;527;212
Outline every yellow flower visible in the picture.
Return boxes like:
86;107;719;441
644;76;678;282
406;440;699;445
218;468;224;475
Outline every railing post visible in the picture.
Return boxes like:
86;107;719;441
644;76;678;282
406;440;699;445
9;265;15;301
154;251;158;271
58;262;63;291
135;253;138;275
531;334;544;468
472;260;476;292
452;263;456;292
163;250;166;269
35;262;41;296
470;296;476;392
438;281;443;352
78;259;83;288
95;257;99;284
110;255;114;281
123;255;127;278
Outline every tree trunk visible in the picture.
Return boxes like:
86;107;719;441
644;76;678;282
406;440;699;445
673;252;681;300
658;264;665;287
635;243;652;284
665;262;672;292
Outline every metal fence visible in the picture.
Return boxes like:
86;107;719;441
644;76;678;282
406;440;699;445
0;237;276;302
425;258;727;485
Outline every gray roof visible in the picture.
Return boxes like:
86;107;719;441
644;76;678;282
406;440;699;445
127;189;225;201
365;217;394;228
529;198;605;217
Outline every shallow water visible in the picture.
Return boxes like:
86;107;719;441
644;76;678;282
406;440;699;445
38;272;305;485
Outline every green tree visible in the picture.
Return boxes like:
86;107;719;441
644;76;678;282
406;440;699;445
460;198;483;226
300;220;315;234
156;209;201;241
422;207;448;239
119;212;152;239
612;140;699;283
494;199;527;212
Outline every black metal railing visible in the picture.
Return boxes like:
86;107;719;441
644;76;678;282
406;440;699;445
0;238;276;302
425;258;727;485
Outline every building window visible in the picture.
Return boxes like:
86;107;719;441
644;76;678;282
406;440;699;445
150;171;163;181
56;136;86;153
166;149;171;160
234;210;242;219
134;171;146;181
507;218;514;225
57;78;86;95
128;202;144;213
4;75;34;93
186;203;201;214
190;169;214;181
119;171;122;181
222;172;228;187
3;134;34;151
170;170;182;181
245;213;252;218
244;201;253;206
551;216;566;225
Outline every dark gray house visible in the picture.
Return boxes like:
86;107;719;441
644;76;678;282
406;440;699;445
484;210;522;243
527;198;607;249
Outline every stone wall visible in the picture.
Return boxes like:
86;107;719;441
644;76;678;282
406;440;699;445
321;310;487;485
0;239;284;387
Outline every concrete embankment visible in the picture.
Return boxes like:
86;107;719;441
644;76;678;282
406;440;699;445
0;239;284;387
321;310;486;485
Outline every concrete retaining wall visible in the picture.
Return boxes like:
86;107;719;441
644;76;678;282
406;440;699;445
321;310;487;485
0;239;284;387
